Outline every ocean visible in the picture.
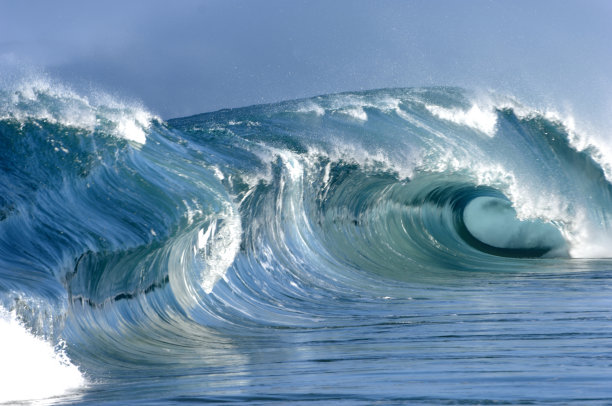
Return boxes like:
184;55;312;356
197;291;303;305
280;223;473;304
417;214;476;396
1;79;612;404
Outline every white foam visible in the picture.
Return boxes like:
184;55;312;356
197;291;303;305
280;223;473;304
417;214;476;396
1;75;158;144
298;93;404;123
278;150;305;181
197;203;242;294
228;120;261;127
211;166;225;181
340;106;368;121
425;103;498;136
296;102;325;116
111;109;153;144
0;307;85;403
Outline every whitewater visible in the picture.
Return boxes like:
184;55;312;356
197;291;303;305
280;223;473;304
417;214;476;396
1;78;612;404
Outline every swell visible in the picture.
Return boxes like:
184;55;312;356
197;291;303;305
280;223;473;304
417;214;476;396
2;84;612;389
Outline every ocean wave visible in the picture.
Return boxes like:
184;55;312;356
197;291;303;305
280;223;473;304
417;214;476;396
2;82;612;403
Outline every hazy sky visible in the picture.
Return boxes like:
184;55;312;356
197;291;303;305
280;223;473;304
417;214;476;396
1;0;611;123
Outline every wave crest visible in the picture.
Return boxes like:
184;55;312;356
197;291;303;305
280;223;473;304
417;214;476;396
1;75;158;143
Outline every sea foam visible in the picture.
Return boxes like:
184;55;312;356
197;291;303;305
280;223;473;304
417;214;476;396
0;307;84;403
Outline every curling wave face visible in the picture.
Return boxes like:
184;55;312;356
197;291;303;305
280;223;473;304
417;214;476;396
2;82;612;403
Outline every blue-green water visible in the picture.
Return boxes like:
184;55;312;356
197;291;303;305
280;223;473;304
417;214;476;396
1;82;612;404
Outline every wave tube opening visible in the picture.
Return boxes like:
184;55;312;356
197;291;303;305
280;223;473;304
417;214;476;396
460;196;568;258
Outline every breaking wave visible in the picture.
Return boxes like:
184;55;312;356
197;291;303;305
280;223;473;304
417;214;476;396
2;80;612;403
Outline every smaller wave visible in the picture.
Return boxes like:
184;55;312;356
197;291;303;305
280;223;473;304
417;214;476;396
0;306;84;403
0;75;158;144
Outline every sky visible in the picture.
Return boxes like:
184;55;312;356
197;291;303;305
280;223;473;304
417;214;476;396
1;0;612;125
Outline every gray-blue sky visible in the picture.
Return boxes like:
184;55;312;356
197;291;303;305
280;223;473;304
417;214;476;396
1;0;611;123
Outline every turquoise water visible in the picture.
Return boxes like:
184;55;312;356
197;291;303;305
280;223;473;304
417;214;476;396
1;82;612;404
